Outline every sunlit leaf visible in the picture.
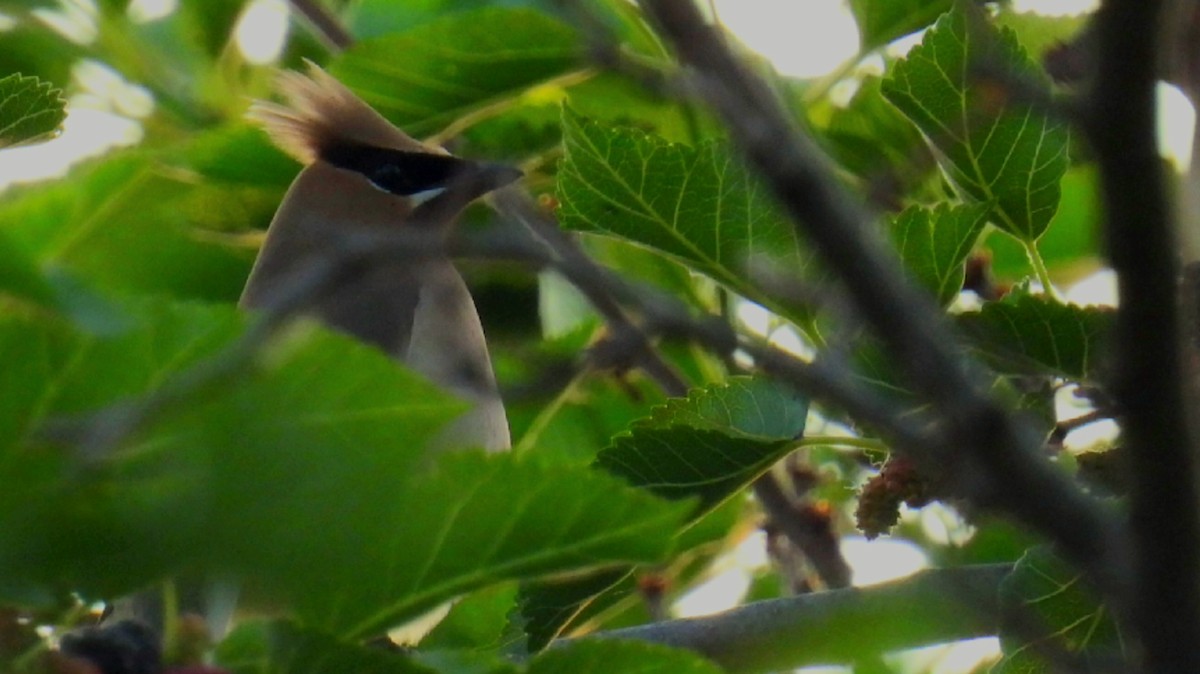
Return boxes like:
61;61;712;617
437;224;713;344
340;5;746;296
890;203;990;305
848;0;953;52
519;380;804;650
958;290;1113;380
420;583;519;651
557;107;815;317
986;166;1101;279
882;0;1069;241
596;377;808;514
994;9;1088;61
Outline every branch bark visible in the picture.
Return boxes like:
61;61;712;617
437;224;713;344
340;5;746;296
287;0;353;51
1089;0;1200;667
575;564;1010;673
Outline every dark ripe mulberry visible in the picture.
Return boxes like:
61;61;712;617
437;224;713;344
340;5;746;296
855;471;903;540
855;455;932;538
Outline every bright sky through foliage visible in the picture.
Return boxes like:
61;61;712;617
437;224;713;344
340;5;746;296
235;0;289;64
712;0;861;78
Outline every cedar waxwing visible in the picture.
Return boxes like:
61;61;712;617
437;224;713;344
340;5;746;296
243;63;517;453
106;64;517;647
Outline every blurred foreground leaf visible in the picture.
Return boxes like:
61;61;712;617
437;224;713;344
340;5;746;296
0;300;689;639
331;7;583;138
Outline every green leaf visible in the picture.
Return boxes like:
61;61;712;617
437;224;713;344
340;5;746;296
0;302;691;640
985;166;1101;279
890;203;990;305
175;124;298;188
518;569;631;652
882;0;1070;241
506;332;666;465
178;0;249;57
0;154;253;302
994;10;1088;61
421;583;519;651
521;377;808;649
557;108;815;317
528;639;725;674
517;497;746;652
0;239;129;335
0;23;87;89
216;620;436;674
330;7;584;138
347;0;551;38
958;290;1113;380
994;547;1125;673
0;300;462;596
848;335;918;407
289;452;689;638
0;228;56;309
0;72;66;149
849;0;953;52
596;377;808;514
820;76;937;200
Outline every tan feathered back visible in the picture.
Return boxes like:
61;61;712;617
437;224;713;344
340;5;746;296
246;61;445;164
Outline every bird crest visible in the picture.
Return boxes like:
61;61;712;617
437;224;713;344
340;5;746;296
247;61;443;165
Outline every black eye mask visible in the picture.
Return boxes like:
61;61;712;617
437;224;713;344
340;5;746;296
321;142;522;198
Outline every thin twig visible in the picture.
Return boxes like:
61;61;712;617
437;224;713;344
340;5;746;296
287;0;353;51
487;193;936;447
492;187;690;397
753;472;852;590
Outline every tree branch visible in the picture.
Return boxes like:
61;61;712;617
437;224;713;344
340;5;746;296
486;189;945;453
287;0;353;51
575;564;1010;673
1088;0;1200;665
638;0;1129;598
753;470;852;590
492;188;691;397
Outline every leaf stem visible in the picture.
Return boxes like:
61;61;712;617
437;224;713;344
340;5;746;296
1023;240;1061;301
795;435;886;452
800;55;865;106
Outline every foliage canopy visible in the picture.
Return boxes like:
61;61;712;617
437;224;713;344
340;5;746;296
0;0;1165;673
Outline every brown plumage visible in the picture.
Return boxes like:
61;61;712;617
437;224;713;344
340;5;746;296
242;63;514;452
247;61;442;162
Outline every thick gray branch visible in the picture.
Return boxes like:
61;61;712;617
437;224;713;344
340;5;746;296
577;564;1010;673
1089;0;1200;666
